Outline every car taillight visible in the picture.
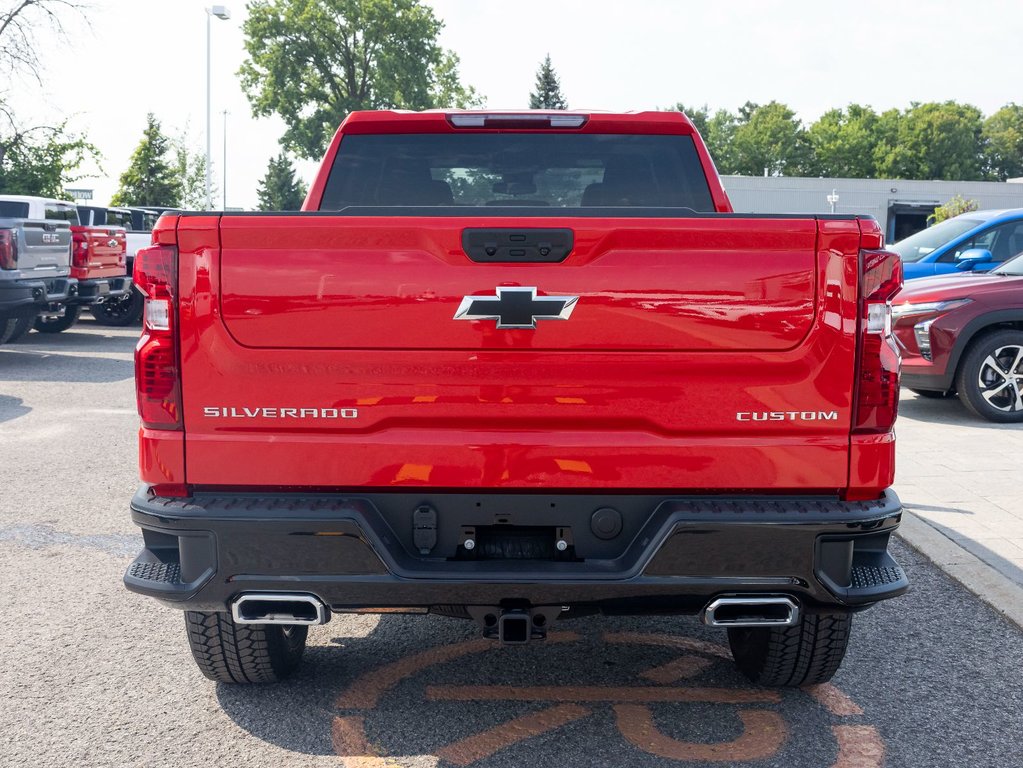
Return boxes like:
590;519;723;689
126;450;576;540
134;245;181;429
853;249;903;434
72;233;89;268
0;228;17;270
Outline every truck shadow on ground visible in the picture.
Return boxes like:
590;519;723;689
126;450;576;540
0;394;31;424
898;392;1021;430
0;347;133;383
214;613;884;767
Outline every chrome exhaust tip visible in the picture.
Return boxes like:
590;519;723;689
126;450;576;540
231;593;329;625
702;596;799;628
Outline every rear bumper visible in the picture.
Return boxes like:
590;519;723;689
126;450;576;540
124;487;908;615
72;275;130;305
0;276;77;315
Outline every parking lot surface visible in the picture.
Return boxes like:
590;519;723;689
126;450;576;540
2;324;1022;767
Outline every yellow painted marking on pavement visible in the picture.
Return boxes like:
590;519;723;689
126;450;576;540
426;685;780;704
807;683;865;716
615;705;788;763
434;704;590;767
640;654;715;684
831;725;886;768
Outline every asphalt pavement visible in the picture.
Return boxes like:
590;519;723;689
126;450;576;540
2;323;1021;768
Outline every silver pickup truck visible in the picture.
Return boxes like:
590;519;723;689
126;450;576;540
0;196;77;343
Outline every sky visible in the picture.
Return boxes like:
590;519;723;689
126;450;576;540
6;0;1022;209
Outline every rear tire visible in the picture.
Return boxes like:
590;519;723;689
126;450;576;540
33;304;81;334
184;611;308;684
90;289;143;326
6;313;34;343
727;612;852;687
0;316;18;344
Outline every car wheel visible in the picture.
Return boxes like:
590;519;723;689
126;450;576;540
6;313;35;343
33;304;81;334
0;316;18;344
909;389;951;399
956;330;1023;423
184;611;308;683
727;612;852;687
90;289;143;326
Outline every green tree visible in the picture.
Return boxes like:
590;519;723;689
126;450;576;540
0;117;99;197
239;0;480;160
982;103;1023;181
806;104;880;178
256;152;308;210
110;113;180;207
729;101;810;176
875;101;984;180
674;103;709;138
671;104;738;173
529;55;567;109
175;139;212;209
929;194;979;225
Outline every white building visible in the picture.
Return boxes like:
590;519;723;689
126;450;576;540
721;175;1023;243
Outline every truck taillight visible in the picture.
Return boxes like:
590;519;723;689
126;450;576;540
853;249;903;434
72;233;89;268
0;228;17;270
134;245;181;429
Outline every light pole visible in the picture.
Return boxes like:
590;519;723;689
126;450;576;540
206;5;231;210
222;109;228;209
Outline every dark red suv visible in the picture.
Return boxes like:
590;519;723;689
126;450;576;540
894;253;1023;421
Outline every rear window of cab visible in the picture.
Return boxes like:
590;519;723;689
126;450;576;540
320;133;714;213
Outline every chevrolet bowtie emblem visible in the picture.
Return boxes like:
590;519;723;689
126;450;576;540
453;286;579;329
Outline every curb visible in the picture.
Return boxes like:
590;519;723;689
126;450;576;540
897;512;1023;630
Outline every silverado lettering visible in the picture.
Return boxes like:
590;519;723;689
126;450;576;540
202;406;359;419
125;109;908;690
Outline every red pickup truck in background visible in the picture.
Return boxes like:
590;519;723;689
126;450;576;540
125;110;906;687
32;208;130;334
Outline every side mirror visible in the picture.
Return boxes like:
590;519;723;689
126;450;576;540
955;248;993;271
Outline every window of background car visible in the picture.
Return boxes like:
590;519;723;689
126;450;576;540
0;201;30;217
321;133;715;212
44;203;79;223
994;252;1023;276
142;212;160;231
105;210;133;228
77;206;103;226
889;217;981;262
939;220;1023;263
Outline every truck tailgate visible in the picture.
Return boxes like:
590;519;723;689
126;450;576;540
177;214;861;491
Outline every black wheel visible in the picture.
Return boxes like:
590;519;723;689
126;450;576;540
727;612;852;687
184;611;308;684
33;304;81;334
0;316;18;344
909;388;951;399
6;313;35;343
955;329;1023;423
90;289;143;326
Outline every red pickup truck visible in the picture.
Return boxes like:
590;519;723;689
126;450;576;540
32;209;130;333
125;110;906;687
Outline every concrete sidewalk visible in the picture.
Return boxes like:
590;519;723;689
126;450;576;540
894;390;1023;626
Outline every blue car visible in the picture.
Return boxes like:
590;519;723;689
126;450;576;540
890;209;1023;280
